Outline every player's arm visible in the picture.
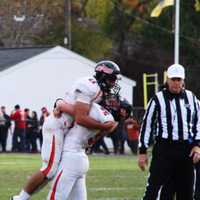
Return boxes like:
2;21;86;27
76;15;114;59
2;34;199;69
74;101;117;131
55;98;116;131
55;99;74;116
87;122;118;147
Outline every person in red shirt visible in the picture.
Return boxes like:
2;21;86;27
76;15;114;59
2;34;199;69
10;104;26;152
124;116;140;154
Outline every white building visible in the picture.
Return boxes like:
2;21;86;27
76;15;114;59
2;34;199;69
0;46;136;114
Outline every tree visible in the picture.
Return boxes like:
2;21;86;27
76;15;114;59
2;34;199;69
0;0;64;47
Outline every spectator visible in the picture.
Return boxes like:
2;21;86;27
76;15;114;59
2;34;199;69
29;111;39;153
38;107;49;149
118;108;128;154
10;105;26;152
125;116;140;154
24;108;31;152
117;98;133;154
0;109;5;151
0;106;11;152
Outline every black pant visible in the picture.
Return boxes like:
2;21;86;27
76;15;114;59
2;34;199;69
12;128;26;152
0;126;8;152
142;140;194;200
127;140;138;154
109;132;119;154
37;130;43;149
25;129;37;152
160;161;200;200
30;130;38;152
159;176;175;200
195;162;200;200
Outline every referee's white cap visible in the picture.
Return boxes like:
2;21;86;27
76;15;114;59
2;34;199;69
167;64;185;79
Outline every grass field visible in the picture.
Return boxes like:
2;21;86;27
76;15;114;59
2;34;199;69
0;153;148;200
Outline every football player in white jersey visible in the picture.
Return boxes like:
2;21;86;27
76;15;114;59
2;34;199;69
11;60;120;200
47;102;116;200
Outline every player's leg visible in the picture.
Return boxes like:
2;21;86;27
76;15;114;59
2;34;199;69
40;128;64;179
47;152;89;200
47;167;77;200
69;175;87;200
11;127;64;200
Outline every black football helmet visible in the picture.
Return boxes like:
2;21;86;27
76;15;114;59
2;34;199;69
119;98;133;119
94;60;121;94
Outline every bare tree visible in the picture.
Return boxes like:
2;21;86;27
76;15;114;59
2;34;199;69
0;0;64;47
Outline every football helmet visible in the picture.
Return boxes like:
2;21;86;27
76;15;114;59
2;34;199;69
94;60;121;94
119;98;132;118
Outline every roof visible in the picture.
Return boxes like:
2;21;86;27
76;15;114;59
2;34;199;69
0;46;51;71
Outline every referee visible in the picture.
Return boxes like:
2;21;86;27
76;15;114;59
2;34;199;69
138;64;200;200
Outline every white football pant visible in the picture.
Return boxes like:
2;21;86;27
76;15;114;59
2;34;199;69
40;127;65;179
47;151;89;200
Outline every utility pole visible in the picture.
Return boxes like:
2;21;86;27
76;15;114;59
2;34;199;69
174;0;180;64
64;0;71;49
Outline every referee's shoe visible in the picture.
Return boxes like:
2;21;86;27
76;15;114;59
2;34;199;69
10;196;20;200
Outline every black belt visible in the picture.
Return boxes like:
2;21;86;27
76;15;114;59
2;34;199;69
155;137;191;145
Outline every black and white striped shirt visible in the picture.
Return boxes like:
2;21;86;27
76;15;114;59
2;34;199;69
139;89;200;153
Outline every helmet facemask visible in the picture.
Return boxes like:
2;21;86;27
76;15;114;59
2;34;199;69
96;72;120;94
94;60;121;106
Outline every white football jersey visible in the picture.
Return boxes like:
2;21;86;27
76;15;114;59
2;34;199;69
43;113;73;133
43;77;102;135
65;76;102;104
63;103;114;152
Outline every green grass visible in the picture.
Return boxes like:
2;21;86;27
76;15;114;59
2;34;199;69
0;153;148;200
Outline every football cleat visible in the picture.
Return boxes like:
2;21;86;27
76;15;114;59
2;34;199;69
10;196;21;200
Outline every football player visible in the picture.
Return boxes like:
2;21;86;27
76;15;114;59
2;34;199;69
47;102;117;200
11;60;120;200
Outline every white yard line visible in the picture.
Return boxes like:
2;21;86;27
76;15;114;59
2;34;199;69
93;198;130;200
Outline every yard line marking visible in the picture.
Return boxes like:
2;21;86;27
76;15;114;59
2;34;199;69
89;187;144;192
93;198;130;200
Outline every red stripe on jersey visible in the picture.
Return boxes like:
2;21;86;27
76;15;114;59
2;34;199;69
50;170;63;200
41;135;55;176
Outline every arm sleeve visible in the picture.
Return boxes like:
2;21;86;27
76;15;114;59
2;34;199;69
139;98;157;154
76;89;92;104
75;79;99;104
